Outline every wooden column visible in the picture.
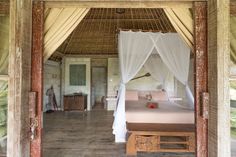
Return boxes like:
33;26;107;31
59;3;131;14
208;0;230;156
8;0;32;156
193;2;208;157
31;2;44;157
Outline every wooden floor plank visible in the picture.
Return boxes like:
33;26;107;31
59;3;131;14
43;110;195;157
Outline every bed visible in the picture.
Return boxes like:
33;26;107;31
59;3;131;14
126;100;194;124
125;99;195;155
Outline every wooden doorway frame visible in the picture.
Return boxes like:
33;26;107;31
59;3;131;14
7;0;231;157
31;1;208;157
31;1;208;156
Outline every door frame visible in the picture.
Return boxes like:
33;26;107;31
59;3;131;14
91;66;108;108
30;1;208;156
31;2;208;157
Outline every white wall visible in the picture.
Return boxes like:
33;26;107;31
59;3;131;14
126;68;163;91
107;58;120;96
107;58;175;96
43;60;61;112
63;57;91;110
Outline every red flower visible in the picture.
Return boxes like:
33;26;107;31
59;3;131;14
147;102;158;109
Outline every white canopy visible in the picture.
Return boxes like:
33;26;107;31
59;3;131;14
144;52;170;90
113;31;193;142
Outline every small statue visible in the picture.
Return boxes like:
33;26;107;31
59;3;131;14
46;85;58;113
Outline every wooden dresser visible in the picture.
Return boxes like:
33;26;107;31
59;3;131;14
63;94;87;111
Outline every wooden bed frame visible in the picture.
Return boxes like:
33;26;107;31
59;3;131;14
126;123;195;155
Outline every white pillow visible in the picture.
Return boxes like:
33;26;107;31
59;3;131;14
151;91;168;101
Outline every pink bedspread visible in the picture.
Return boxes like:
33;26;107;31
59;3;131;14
125;100;194;124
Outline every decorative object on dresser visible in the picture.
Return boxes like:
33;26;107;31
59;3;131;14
63;93;87;111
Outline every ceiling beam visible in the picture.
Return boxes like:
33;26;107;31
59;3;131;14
54;51;65;57
64;54;118;58
2;1;235;15
45;1;194;8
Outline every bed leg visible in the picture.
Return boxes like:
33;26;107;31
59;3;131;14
188;134;195;152
126;133;137;156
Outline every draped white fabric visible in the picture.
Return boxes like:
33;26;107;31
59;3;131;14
43;8;89;62
144;53;170;89
113;31;161;142
153;33;194;108
164;8;194;51
164;8;236;63
113;31;193;142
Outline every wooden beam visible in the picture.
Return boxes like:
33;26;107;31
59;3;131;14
54;51;65;57
0;1;9;15
44;1;236;15
0;75;8;81
64;54;118;58
7;0;32;156
193;2;208;157
45;1;194;8
31;2;44;157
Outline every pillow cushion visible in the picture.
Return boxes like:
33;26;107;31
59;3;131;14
125;90;138;100
151;91;168;101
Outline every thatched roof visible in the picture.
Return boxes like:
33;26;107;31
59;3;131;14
51;8;176;61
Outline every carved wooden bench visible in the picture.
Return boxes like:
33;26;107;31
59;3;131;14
126;123;195;156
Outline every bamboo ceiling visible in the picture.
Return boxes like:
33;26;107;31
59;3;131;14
51;8;176;61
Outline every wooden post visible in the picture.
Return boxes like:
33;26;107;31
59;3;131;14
8;0;32;156
193;2;208;157
208;0;230;156
31;1;44;157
